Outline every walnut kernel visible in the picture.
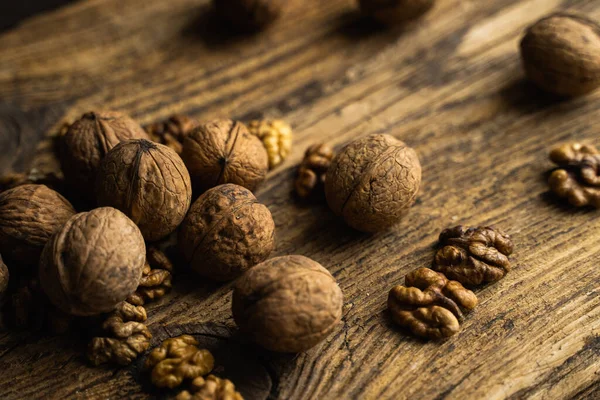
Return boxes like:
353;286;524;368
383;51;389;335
144;114;199;154
176;375;244;400
248;119;292;169
295;143;334;199
359;0;435;25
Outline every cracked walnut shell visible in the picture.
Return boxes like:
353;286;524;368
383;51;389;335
433;226;514;286
179;184;275;281
39;207;146;316
0;184;75;267
295;143;334;199
388;268;478;339
59;111;149;192
359;0;435;25
87;301;152;366
325;134;421;233
520;13;600;96
176;375;244;400
182;120;268;194
248;119;292;169
96;139;192;242
145;335;215;389
548;143;600;207
232;255;343;353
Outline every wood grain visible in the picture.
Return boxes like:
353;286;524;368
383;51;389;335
1;0;600;399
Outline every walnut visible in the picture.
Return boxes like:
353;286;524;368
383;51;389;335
0;184;75;268
96;139;192;242
432;226;514;286
388;268;478;339
59;111;149;192
325;134;421;233
182;120;268;194
87;301;152;366
548;143;600;207
247;119;292;169
232;255;344;352
144;114;199;155
179;184;275;281
127;247;173;306
214;0;285;31
176;375;244;400
295;143;334;199
0;255;8;296
145;335;215;389
359;0;435;25
39;207;146;316
520;13;600;97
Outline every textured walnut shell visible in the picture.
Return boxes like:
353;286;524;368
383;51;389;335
520;13;600;96
359;0;435;25
60;111;149;192
232;255;343;352
182;120;268;194
96;139;192;242
0;184;75;267
39;207;146;316
179;184;275;281
325;134;421;233
214;0;284;30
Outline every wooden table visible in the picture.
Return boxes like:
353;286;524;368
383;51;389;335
1;0;599;399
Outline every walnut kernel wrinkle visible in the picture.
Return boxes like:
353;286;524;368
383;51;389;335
60;111;149;192
96;139;192;242
176;375;244;400
87;301;152;366
295;143;334;199
182;120;269;194
520;13;600;96
325;134;421;233
214;0;285;31
128;246;173;306
39;207;146;316
388;268;478;339
248;119;293;169
0;184;75;267
232;255;344;353
359;0;435;25
433;226;514;286
145;335;215;389
179;184;275;281
144;114;199;155
548;143;600;207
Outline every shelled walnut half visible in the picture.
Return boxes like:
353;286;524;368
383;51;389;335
176;375;244;400
248;119;292;169
144;114;199;154
432;225;514;286
295;143;334;199
388;268;478;339
127;247;173;306
548;143;600;207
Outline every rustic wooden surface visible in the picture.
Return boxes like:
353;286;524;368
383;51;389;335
1;0;600;399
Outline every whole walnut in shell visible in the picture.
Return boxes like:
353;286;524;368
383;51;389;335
60;111;149;192
39;207;146;316
520;13;600;96
182;120;268;194
179;184;275;281
214;0;285;31
359;0;435;25
0;184;75;268
232;255;343;353
325;134;421;233
96;139;192;242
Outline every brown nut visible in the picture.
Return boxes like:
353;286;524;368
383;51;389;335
359;0;435;25
87;301;152;366
39;207;146;316
179;184;275;281
0;184;75;268
388;268;478;339
59;111;149;192
548;143;600;207
96;139;192;242
0;255;8;296
232;255;343;353
433;226;514;286
182;120;269;194
214;0;285;31
520;13;600;96
295;143;334;199
145;335;215;389
176;375;244;400
144;114;200;155
248;119;293;169
325;134;421;233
